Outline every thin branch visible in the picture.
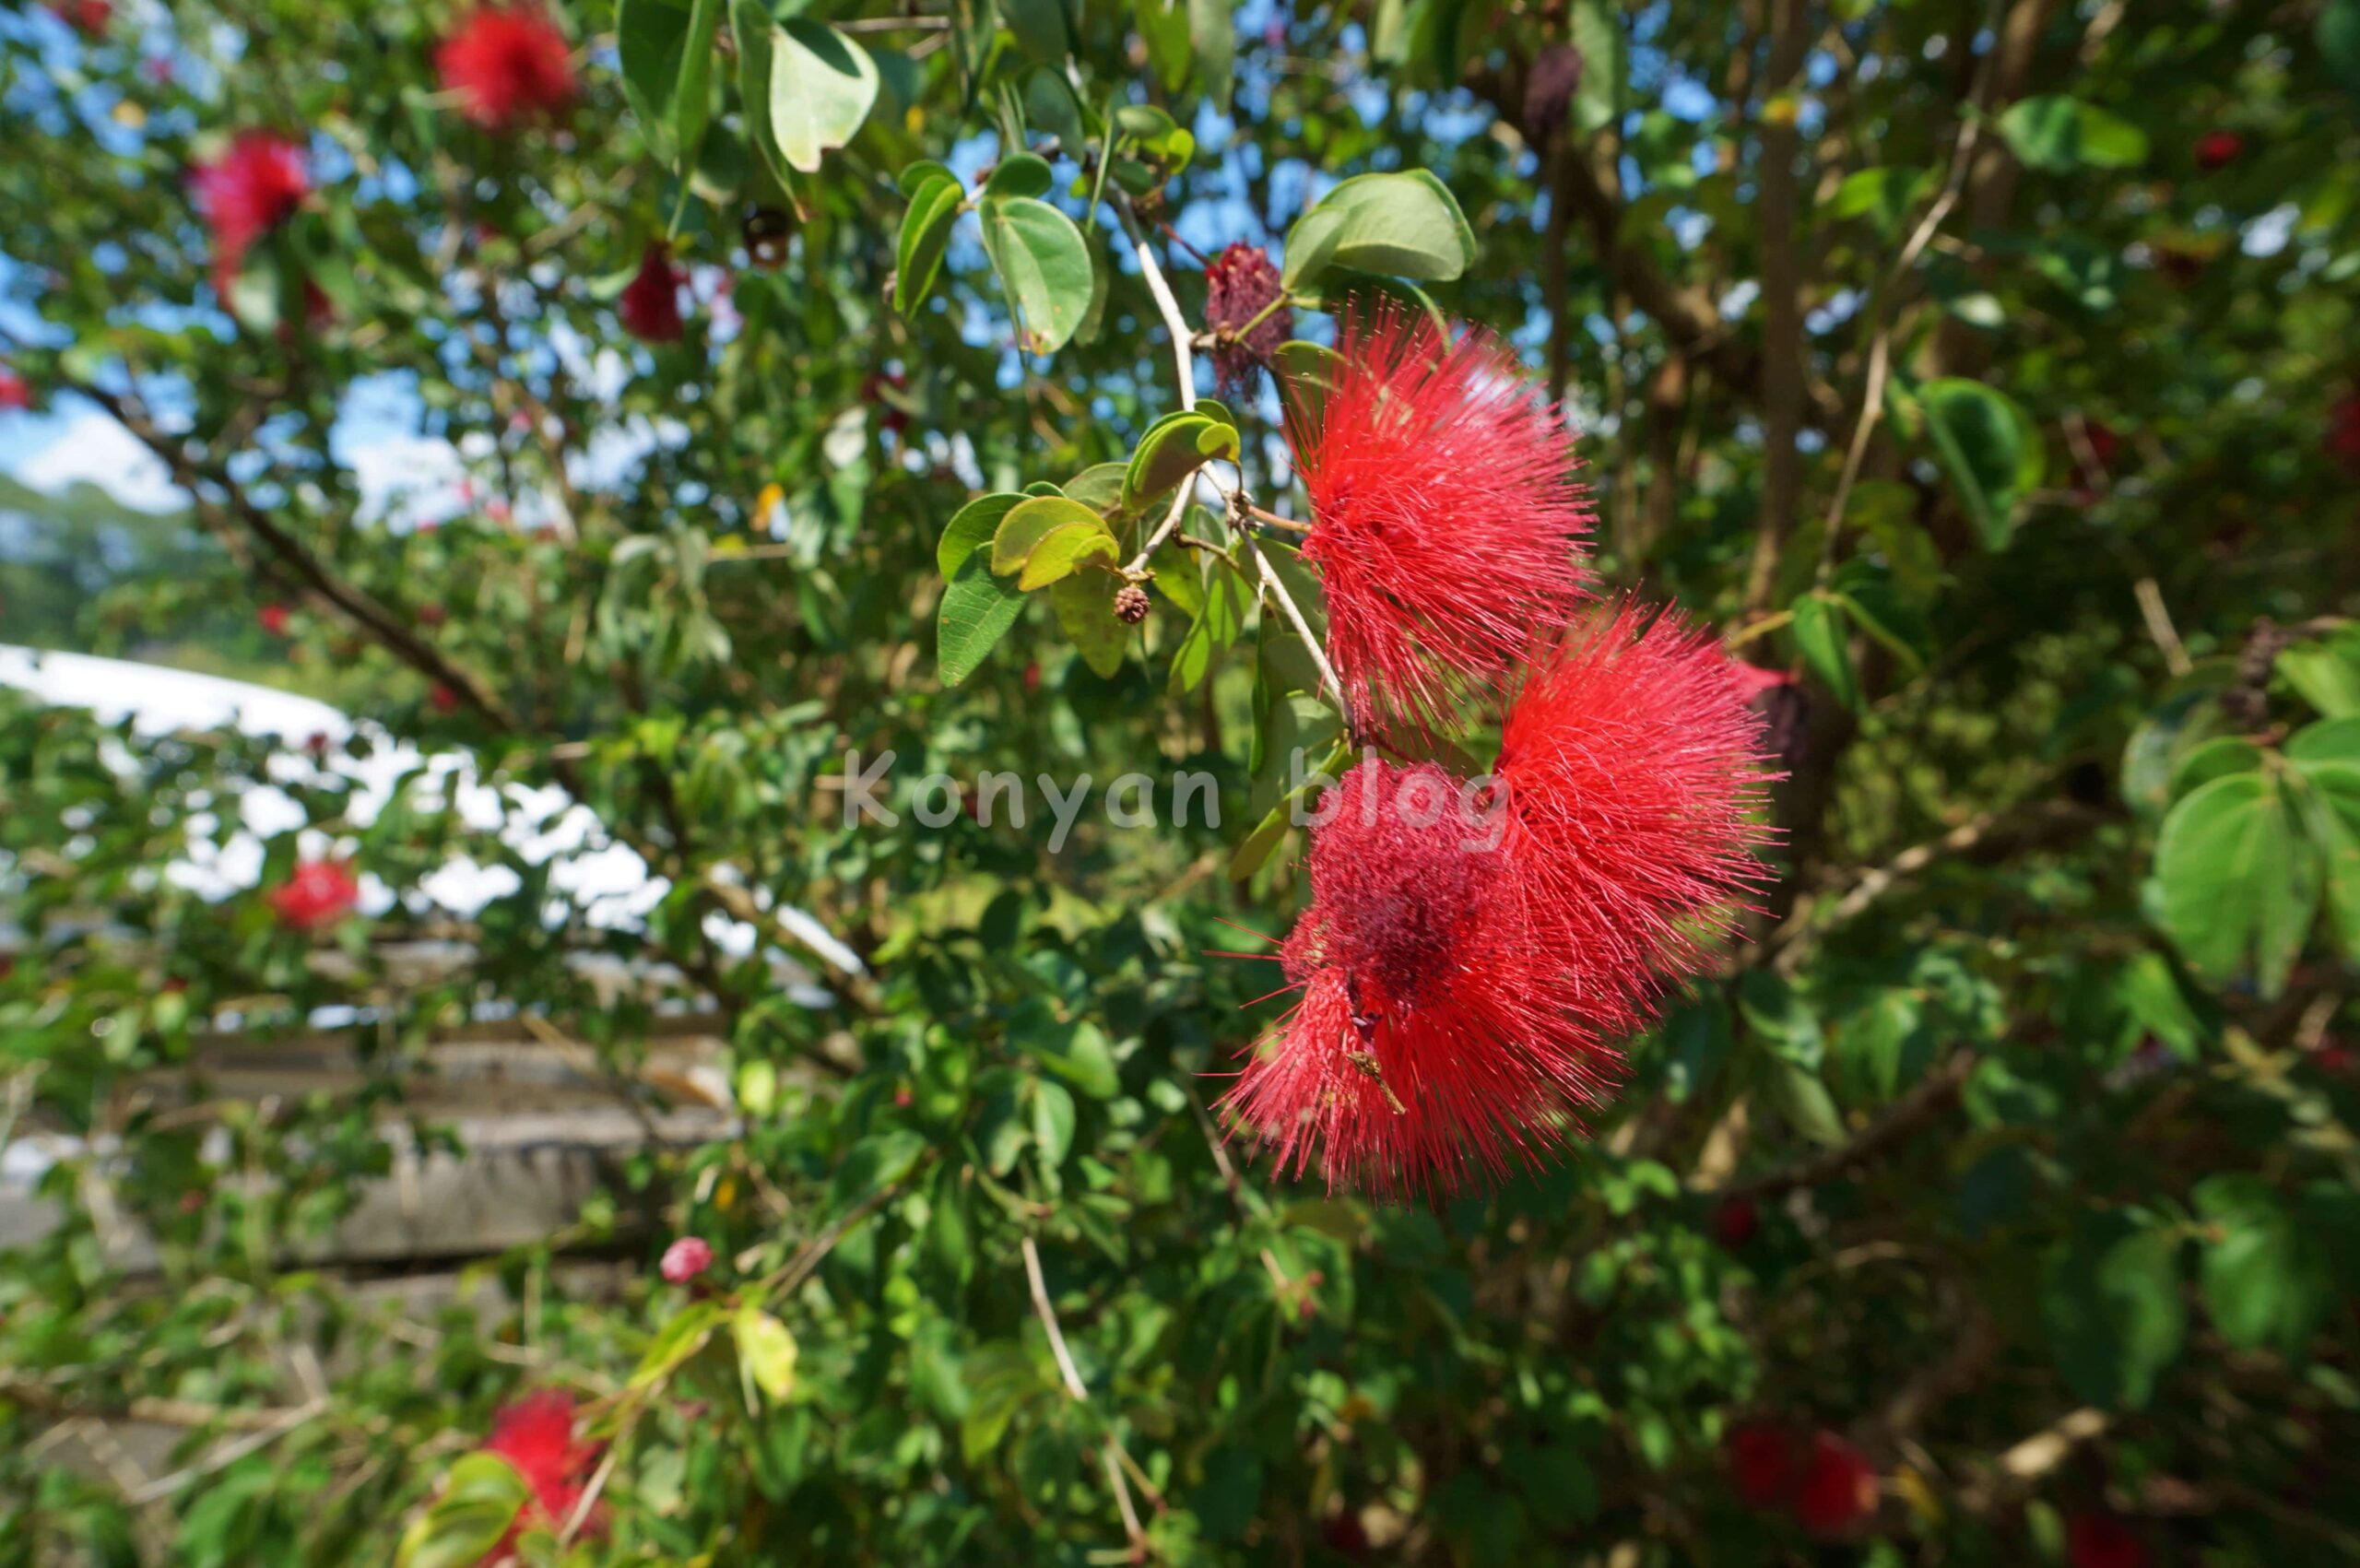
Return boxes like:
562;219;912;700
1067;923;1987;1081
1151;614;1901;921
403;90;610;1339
1022;1235;1150;1556
1703;1050;1977;1199
126;1398;328;1504
1109;193;1358;751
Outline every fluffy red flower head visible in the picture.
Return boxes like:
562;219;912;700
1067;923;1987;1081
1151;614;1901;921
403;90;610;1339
1221;760;1618;1198
0;369;31;412
1712;1193;1759;1248
481;1391;601;1552
429;681;461;714
50;1;111;36
620;242;685;343
268;859;359;932
2329;395;2360;477
659;1236;713;1283
1495;601;1776;1033
1204;242;1291;394
437;6;577;131
2066;1512;2149;1568
1792;1431;1878;1536
1223;607;1770;1198
1725;1421;1798;1510
257;603;291;636
2194;129;2244;171
193;133;308;295
1287;301;1593;741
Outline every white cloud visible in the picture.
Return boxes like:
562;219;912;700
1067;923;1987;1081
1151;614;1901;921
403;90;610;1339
15;412;184;512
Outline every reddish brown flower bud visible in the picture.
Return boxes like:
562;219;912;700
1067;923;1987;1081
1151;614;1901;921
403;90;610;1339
1712;1194;1759;1248
1204;242;1291;394
1793;1432;1878;1536
659;1236;714;1283
2066;1512;2148;1568
2194;129;2244;171
268;860;360;931
429;682;461;714
1726;1421;1798;1510
1522;43;1585;143
620;242;685;344
1114;583;1151;624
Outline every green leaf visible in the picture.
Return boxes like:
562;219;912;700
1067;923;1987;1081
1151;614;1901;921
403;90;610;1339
395;1455;531;1568
2167;737;2264;803
939;493;1025;579
732;0;788;182
897;158;958;198
2300;762;2360;961
985;152;1055;201
2289;715;2360;768
1918;377;2041;549
1790;591;1862;712
2043;1220;2187;1409
2195;1176;2330;1359
631;1300;725;1389
732;1306;800;1406
1018;523;1119;591
1050;572;1131;678
938;495;1030;685
2154;769;2321;998
1998;95;2151;172
1061;462;1131;516
1123;409;1240;511
1188;0;1235;113
1227;799;1294;881
990;495;1110;577
2326;0;2360;97
1032;1078;1077;1166
2276;625;2360;717
1762;1059;1846;1147
894;175;964;315
1280;171;1477;290
620;0;722;165
767;20;879;174
1566;0;1626;134
979;195;1095;355
1829;166;1933;232
1001;0;1068;59
1023;1017;1120;1099
1023;66;1090;159
1170;559;1252;694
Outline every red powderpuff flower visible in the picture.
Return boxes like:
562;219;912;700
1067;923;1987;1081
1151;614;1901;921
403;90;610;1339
50;1;110;36
193;133;307;294
429;682;461;714
268;860;359;931
437;6;577;131
1712;1193;1759;1248
1792;1431;1878;1536
480;1391;602;1552
1204;242;1292;394
1725;1421;1799;1510
257;603;292;636
2066;1512;2149;1568
2329;395;2360;477
659;1236;713;1283
1221;760;1615;1198
1288;301;1593;741
2194;129;2244;171
1493;601;1776;1035
0;369;31;412
620;242;685;343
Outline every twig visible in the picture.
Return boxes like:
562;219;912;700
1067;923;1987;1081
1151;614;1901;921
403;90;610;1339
1022;1236;1150;1556
1704;1050;1977;1198
127;1398;328;1503
2132;578;2193;678
1110;193;1359;752
761;1173;912;1298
